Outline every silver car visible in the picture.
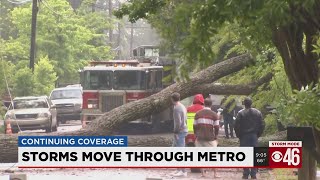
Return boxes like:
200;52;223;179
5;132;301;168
4;96;57;133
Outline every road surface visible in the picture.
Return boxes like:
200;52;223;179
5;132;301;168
0;166;282;180
11;120;83;134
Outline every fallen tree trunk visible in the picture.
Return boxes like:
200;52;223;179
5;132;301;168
1;54;257;163
87;54;254;134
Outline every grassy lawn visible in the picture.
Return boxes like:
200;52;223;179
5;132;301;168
271;169;297;180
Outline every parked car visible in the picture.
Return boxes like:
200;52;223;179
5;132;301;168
4;96;57;133
49;86;82;124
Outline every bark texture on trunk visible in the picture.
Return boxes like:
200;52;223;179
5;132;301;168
271;2;320;90
298;147;317;180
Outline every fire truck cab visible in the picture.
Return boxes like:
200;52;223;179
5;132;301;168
80;60;173;130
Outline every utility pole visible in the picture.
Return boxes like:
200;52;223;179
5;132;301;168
130;23;133;58
117;0;121;59
108;0;113;45
29;0;38;72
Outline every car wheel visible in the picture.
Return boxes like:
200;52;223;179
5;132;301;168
45;118;53;133
52;118;58;132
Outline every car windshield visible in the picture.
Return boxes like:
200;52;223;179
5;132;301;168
50;89;82;100
11;99;48;109
83;71;113;90
145;48;159;57
114;70;146;90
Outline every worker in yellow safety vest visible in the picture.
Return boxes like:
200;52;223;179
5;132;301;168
185;94;204;146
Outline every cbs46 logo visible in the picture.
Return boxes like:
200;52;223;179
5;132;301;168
271;148;300;166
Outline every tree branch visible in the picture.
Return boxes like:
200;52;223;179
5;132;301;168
192;73;273;95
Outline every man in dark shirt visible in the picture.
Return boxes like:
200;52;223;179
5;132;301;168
221;98;237;138
234;97;265;179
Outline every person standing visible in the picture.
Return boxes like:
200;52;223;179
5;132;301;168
193;98;220;178
221;98;237;138
186;94;204;173
234;97;265;179
170;92;188;177
186;94;204;146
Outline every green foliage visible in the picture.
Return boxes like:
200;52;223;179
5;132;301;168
13;67;35;96
0;59;15;97
162;65;175;85
34;56;58;96
313;35;320;56
116;1;319;85
1;0;114;85
0;1;18;40
277;84;320;129
263;114;278;136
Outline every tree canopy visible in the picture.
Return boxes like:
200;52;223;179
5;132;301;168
115;0;320;90
0;0;115;98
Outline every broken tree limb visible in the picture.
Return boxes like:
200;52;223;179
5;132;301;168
193;73;273;95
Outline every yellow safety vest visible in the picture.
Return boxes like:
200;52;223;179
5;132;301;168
187;112;196;133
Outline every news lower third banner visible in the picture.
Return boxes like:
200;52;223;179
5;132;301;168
17;136;302;168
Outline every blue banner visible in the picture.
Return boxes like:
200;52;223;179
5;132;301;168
18;136;128;147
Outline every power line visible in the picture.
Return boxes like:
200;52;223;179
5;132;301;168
6;0;32;5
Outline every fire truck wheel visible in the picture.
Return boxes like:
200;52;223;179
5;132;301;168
60;120;66;124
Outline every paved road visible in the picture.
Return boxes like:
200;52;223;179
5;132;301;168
56;120;82;132
0;166;281;180
13;120;82;134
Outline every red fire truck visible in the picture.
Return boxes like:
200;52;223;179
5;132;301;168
80;60;173;131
